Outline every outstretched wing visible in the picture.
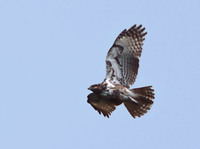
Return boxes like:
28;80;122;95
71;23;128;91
87;93;122;118
105;25;147;88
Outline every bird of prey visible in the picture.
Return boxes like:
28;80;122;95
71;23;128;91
87;25;155;118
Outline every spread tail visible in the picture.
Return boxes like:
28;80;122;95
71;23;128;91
124;86;155;118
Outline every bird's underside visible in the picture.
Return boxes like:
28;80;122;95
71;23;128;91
87;24;155;118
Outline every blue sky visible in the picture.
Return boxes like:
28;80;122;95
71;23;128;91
0;0;200;149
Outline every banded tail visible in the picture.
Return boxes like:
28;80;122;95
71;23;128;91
124;86;155;118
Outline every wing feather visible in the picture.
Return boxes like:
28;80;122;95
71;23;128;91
105;25;147;88
87;93;122;118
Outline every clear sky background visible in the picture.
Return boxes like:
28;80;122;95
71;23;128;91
0;0;200;149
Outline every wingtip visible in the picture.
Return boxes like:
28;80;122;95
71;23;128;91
136;24;142;30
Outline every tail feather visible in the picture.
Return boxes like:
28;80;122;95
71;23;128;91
131;86;154;100
124;86;155;118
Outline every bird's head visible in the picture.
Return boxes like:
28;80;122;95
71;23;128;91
88;84;104;93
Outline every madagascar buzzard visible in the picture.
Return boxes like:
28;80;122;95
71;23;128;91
87;25;155;118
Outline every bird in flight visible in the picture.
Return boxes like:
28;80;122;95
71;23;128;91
87;25;155;118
